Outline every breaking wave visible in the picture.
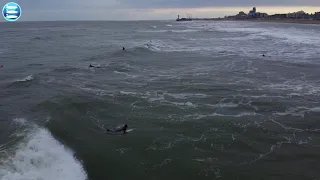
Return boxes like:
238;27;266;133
15;75;33;82
0;118;87;180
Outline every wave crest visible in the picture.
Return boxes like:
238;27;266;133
0;119;87;180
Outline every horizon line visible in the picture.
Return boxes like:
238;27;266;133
0;19;174;23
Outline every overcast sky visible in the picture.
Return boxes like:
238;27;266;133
1;0;320;21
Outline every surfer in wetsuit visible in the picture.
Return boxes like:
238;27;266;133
123;47;125;51
89;64;100;68
107;124;128;133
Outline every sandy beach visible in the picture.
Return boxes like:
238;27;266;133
210;19;320;24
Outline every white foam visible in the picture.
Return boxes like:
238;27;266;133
15;75;33;82
0;126;87;180
288;93;302;96
273;107;308;118
264;80;320;95
193;157;217;162
190;112;260;119
120;91;139;96
160;101;196;108
113;71;138;78
80;87;110;96
72;73;84;76
208;103;239;108
309;107;320;112
140;91;164;102
298;140;308;145
165;24;172;27
125;39;200;54
12;118;27;125
139;29;199;33
0;49;6;54
215;24;320;46
164;92;209;99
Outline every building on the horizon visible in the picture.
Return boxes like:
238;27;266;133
315;12;320;19
217;7;320;21
246;7;268;18
287;11;306;19
255;12;268;18
267;14;287;19
235;11;247;19
248;7;256;17
223;7;268;20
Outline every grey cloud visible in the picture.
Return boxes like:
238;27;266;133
0;0;319;21
117;0;320;8
2;0;320;10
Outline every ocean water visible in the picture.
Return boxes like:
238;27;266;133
1;20;320;180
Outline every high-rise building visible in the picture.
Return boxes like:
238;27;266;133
253;7;256;13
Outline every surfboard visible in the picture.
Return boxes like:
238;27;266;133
105;128;134;135
126;129;134;133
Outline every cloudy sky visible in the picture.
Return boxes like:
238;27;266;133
1;0;320;21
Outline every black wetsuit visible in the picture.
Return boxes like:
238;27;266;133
89;64;100;68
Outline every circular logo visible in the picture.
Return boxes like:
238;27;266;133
2;2;22;22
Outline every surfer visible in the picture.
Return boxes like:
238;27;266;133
123;47;125;51
89;64;100;68
107;124;128;134
262;54;265;57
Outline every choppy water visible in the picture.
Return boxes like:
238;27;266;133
1;20;320;180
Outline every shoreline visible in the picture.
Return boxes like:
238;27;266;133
186;19;320;25
233;19;320;24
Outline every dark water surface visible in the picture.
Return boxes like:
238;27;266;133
1;21;320;180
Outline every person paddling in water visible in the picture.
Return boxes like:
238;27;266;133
107;124;128;133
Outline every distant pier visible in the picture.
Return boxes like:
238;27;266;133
176;14;192;21
176;14;220;21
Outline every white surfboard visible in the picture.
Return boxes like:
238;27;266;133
126;129;134;133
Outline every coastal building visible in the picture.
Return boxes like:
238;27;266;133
255;12;268;18
218;7;319;21
235;11;247;19
315;12;320;20
247;7;257;18
268;14;287;19
287;11;306;19
246;7;268;19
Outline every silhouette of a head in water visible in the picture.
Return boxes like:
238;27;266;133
123;47;125;51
